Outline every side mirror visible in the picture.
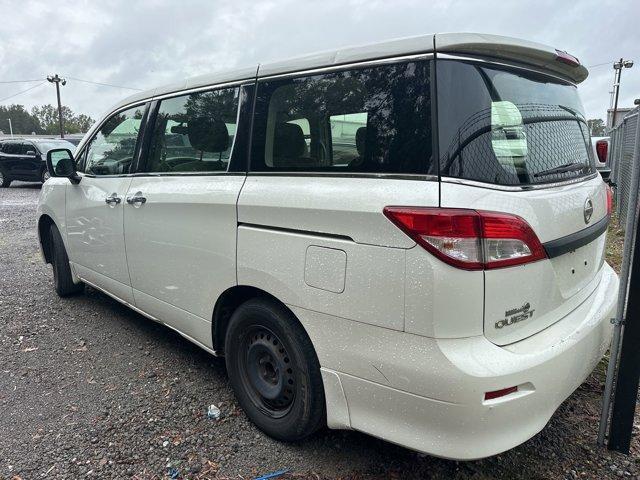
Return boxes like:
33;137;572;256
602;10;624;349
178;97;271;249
46;148;80;185
26;150;37;156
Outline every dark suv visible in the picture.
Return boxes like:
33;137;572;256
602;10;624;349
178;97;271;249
0;139;76;187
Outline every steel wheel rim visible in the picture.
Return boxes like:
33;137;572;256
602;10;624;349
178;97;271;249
238;325;295;418
43;170;50;182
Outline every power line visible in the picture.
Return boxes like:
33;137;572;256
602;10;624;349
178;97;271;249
587;60;615;68
63;75;142;91
0;79;43;84
0;81;47;103
0;74;142;91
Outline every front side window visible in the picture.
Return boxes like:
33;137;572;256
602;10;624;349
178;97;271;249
82;105;145;175
251;60;432;174
144;87;240;173
20;143;36;155
437;60;594;186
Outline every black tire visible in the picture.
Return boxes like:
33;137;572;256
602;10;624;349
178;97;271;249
49;224;84;297
41;167;50;184
225;298;325;441
0;169;11;187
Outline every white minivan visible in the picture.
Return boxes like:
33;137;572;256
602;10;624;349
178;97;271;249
37;33;618;460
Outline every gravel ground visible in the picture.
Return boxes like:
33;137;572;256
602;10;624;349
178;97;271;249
0;182;638;480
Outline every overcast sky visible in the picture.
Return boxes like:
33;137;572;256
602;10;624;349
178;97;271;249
0;0;638;127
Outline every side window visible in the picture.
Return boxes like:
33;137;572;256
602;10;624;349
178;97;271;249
144;87;240;173
3;143;19;155
251;60;432;174
83;105;145;176
21;143;35;155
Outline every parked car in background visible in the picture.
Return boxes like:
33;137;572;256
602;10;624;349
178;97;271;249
37;33;618;460
592;136;610;178
0;138;76;186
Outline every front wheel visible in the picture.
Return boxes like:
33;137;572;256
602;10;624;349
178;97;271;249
41;167;50;184
49;224;84;297
225;298;325;441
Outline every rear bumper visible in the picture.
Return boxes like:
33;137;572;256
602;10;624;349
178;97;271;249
300;262;618;459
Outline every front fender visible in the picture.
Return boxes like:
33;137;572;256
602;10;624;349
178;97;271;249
36;179;68;261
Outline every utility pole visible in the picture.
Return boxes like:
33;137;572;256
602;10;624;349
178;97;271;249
611;59;634;128
6;119;13;138
47;74;67;138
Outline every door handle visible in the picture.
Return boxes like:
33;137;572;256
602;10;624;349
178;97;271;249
126;192;147;206
104;195;121;205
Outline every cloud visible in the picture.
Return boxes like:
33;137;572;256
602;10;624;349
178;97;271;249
0;0;638;123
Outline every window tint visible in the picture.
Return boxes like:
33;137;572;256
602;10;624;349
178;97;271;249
251;60;432;174
144;87;240;173
21;143;35;155
2;142;19;154
83;105;145;175
437;60;594;186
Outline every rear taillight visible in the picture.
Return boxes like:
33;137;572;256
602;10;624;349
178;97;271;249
606;185;613;216
383;207;547;271
595;140;608;164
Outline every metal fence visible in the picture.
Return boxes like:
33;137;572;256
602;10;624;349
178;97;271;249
609;106;640;226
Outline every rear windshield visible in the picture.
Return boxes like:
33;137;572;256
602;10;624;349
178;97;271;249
35;141;76;153
437;60;594;186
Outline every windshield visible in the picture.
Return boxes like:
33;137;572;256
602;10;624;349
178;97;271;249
36;141;76;153
437;60;594;186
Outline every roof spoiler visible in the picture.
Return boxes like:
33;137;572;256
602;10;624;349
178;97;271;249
435;33;588;84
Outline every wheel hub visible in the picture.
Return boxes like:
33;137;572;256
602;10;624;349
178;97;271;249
243;328;295;415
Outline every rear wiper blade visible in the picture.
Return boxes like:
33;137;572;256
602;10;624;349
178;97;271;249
534;162;587;178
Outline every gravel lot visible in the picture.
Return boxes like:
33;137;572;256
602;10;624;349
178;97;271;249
0;182;638;479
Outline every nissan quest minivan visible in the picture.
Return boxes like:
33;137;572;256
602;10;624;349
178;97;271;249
36;33;618;459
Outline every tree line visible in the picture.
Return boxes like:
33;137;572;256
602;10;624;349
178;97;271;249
0;103;610;139
0;104;94;135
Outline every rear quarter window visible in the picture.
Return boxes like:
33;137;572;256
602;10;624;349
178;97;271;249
251;60;433;175
437;60;594;186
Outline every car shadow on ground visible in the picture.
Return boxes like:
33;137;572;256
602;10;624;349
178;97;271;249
75;286;442;472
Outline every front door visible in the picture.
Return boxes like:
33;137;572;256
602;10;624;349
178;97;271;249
123;86;246;348
65;104;147;304
18;142;41;180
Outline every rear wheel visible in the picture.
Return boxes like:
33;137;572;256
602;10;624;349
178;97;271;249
225;298;325;441
49;224;84;297
0;169;11;187
41;167;50;184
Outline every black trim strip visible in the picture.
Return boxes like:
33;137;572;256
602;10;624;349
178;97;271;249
79;171;245;179
238;222;353;242
543;214;609;258
247;172;437;181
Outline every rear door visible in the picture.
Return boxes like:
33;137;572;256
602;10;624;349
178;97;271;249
437;58;608;345
122;84;250;348
1;142;21;178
